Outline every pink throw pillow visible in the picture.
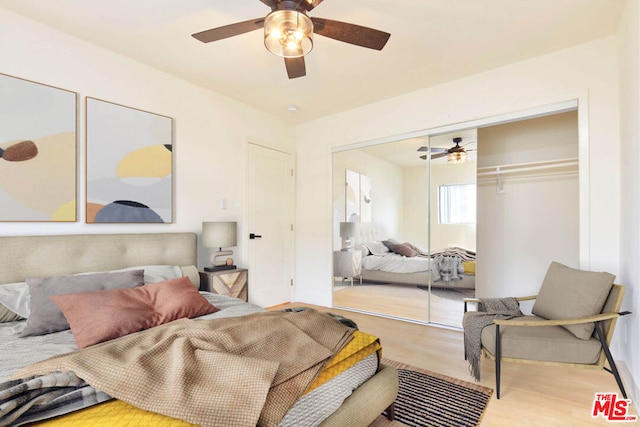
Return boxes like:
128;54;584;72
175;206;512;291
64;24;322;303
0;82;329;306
391;243;420;257
50;276;219;348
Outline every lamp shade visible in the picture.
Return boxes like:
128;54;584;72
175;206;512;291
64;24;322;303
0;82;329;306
339;222;357;238
264;10;313;58
202;221;237;249
448;151;468;163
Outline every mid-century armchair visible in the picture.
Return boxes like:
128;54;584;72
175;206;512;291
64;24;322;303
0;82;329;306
464;261;631;399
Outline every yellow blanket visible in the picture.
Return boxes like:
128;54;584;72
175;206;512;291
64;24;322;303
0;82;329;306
463;261;476;275
32;330;381;426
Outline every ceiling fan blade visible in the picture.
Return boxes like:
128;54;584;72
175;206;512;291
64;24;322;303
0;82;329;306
311;18;390;50
418;146;448;153
420;155;428;160
192;18;265;43
304;0;324;11
285;56;306;79
431;152;449;160
259;0;279;7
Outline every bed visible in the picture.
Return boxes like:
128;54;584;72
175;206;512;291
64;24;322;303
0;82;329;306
353;226;476;290
0;232;398;427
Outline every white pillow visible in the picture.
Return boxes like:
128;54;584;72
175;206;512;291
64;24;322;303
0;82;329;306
0;265;195;320
363;241;390;256
0;282;30;318
180;265;200;288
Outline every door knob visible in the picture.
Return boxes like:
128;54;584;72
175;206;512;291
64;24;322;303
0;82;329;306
249;233;262;240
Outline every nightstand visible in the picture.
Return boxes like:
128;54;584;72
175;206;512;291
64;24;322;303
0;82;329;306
333;250;362;286
199;268;248;302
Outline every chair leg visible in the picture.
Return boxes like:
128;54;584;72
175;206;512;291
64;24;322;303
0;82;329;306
495;324;501;399
385;402;395;421
594;321;628;399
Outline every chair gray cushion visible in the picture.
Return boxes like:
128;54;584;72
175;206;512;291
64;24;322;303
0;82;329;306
532;261;615;340
481;316;603;364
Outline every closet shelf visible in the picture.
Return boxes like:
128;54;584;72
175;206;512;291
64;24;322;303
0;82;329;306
477;157;578;177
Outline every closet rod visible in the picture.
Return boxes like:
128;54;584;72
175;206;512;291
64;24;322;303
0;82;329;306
477;158;578;177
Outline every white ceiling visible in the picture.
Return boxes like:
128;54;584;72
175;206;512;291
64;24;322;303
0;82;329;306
0;0;625;123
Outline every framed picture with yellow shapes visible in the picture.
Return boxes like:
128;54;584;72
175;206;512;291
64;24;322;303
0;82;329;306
0;72;77;222
85;97;173;223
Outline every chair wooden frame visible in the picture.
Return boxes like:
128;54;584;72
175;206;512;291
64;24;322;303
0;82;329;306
464;285;630;399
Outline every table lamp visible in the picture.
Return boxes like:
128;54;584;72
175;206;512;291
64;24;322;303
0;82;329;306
202;221;237;271
339;222;357;251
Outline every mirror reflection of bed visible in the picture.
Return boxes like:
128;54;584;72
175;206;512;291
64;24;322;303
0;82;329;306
332;131;478;328
333;225;476;327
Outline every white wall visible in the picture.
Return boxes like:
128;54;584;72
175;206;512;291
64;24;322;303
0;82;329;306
429;162;477;252
402;166;429;250
331;149;403;248
0;8;295;270
401;161;477;252
476;112;579;300
477;111;579;167
617;0;640;404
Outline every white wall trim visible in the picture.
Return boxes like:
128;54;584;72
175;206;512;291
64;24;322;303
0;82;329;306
332;100;578;153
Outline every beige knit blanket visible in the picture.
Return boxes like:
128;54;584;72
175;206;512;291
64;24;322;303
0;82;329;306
462;297;522;381
11;308;354;427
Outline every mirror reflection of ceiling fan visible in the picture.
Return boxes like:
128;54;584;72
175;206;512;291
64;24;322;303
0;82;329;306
191;0;391;79
418;137;477;163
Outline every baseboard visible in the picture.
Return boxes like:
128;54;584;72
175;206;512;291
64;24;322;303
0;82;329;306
617;360;639;404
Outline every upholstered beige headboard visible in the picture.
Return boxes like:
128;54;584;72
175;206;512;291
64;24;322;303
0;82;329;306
0;233;197;285
352;223;380;246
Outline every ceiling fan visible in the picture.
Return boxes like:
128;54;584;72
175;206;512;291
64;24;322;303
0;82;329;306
418;137;477;163
191;0;391;79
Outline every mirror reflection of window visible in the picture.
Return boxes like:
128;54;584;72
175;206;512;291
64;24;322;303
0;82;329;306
438;183;477;224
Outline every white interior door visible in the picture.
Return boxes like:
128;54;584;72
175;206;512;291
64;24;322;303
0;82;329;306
247;143;294;308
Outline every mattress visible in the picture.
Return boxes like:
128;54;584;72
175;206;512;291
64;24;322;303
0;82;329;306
361;268;476;289
0;293;380;427
361;253;432;274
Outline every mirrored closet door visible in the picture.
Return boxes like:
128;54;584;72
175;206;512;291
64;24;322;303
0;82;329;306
331;132;477;329
331;108;581;332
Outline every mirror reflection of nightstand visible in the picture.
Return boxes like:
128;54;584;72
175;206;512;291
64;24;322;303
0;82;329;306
333;250;362;287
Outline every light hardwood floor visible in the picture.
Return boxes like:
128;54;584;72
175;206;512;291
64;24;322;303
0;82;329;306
333;282;474;327
275;302;638;427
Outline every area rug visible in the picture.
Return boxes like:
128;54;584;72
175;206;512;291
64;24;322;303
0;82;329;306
370;359;493;427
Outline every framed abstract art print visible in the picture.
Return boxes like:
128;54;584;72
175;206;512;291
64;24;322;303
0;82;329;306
85;97;173;223
0;73;77;222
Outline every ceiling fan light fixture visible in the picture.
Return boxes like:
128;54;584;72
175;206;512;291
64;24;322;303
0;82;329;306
448;151;468;164
264;10;313;58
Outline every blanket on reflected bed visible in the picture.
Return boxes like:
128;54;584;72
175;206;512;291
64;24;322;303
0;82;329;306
0;306;381;427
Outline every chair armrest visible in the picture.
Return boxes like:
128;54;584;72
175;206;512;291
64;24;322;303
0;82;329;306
515;295;538;302
493;312;621;327
463;295;537;304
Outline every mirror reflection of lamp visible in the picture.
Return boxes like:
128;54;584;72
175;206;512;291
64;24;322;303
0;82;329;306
202;221;237;271
339;222;357;252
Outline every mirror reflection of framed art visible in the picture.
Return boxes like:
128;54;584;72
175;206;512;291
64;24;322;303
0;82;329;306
345;168;371;223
